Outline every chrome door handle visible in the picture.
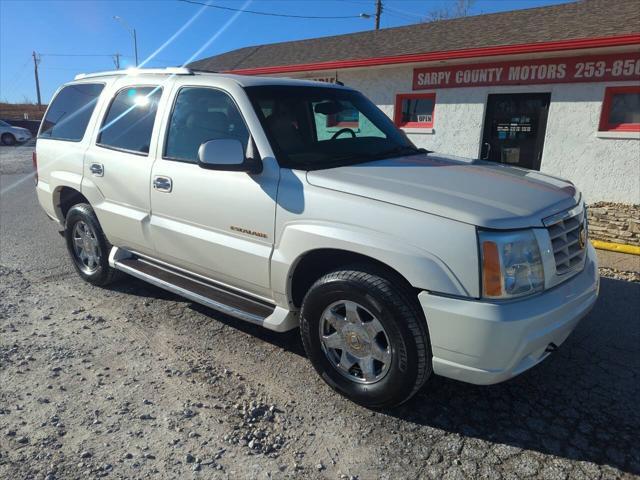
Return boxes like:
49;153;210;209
90;163;104;176
153;176;172;192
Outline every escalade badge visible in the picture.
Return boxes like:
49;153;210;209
230;226;268;239
578;226;587;249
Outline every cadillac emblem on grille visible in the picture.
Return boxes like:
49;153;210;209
578;225;587;249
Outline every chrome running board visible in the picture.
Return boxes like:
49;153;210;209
109;247;297;332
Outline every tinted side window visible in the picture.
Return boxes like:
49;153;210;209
98;86;162;154
165;87;249;163
39;83;104;141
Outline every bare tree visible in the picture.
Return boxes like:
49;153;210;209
425;0;475;22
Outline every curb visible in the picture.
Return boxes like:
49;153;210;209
592;240;640;256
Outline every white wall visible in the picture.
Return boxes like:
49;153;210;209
295;66;640;204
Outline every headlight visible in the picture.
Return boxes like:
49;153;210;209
479;229;544;299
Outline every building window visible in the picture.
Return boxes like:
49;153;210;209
599;86;640;132
326;102;360;128
394;93;435;128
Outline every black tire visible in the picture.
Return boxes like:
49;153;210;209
1;133;16;146
64;203;120;286
300;266;432;408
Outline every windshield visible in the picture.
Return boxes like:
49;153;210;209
0;120;10;127
245;85;421;170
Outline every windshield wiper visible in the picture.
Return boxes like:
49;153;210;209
374;145;430;159
297;146;430;171
329;146;428;165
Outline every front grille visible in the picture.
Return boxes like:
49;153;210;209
546;208;586;275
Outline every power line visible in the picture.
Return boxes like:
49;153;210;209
384;5;423;20
1;59;32;101
39;53;116;57
121;55;183;64
3;59;31;89
178;0;371;19
342;0;421;23
37;66;93;71
384;11;417;22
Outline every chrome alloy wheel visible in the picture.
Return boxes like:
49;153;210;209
319;300;392;384
71;221;101;274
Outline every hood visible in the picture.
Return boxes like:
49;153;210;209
12;126;31;134
306;153;580;229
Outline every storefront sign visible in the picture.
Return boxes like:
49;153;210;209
497;123;532;133
301;76;337;83
413;52;640;89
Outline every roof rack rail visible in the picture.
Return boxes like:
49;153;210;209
74;67;192;80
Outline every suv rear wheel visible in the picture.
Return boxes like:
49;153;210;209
65;203;119;286
300;267;432;408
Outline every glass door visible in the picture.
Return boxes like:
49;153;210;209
480;93;551;170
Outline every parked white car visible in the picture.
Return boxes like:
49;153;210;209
35;68;599;407
0;119;32;145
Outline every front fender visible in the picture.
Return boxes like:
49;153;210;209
271;221;474;301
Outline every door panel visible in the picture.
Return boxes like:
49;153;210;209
481;93;551;170
83;149;155;252
149;160;277;294
148;86;278;297
83;84;164;255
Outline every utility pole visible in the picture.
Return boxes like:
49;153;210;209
133;29;138;67
32;51;42;108
374;0;382;30
113;53;122;70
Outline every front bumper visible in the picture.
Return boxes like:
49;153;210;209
418;244;599;385
14;131;32;142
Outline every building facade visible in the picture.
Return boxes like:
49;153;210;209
291;53;640;204
191;0;640;243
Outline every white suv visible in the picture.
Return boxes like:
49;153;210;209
35;68;599;407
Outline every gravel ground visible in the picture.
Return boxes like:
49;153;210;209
1;145;639;479
0;142;35;175
598;268;640;283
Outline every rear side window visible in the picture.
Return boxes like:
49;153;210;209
164;87;249;163
39;83;104;141
98;86;162;154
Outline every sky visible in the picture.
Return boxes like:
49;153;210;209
0;0;573;104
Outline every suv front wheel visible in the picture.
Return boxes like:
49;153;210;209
300;267;432;408
65;203;119;286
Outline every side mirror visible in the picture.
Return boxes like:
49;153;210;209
197;138;262;173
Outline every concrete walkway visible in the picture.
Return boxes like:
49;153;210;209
596;249;640;272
